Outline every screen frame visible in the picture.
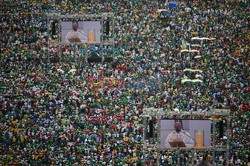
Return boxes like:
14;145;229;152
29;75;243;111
47;13;114;46
158;118;213;150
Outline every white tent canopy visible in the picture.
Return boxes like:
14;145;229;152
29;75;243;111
181;79;203;84
157;9;168;12
180;49;199;53
194;55;202;59
191;37;216;41
69;69;77;73
183;69;203;72
191;44;201;47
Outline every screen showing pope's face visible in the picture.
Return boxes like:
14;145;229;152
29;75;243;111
72;21;79;31
174;122;182;133
61;21;101;44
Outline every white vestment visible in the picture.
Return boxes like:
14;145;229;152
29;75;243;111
165;130;195;148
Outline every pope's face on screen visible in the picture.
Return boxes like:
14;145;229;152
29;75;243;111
72;21;79;31
174;122;182;133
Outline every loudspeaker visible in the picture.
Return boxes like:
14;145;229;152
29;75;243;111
88;53;102;63
219;120;223;138
104;57;113;63
52;22;56;36
149;120;154;137
106;21;109;35
50;56;59;63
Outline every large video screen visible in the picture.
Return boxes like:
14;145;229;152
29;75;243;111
61;21;101;44
160;120;211;149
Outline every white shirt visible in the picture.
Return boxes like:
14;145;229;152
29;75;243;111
165;130;195;148
65;29;88;43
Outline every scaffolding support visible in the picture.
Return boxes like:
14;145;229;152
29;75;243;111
226;116;231;166
212;114;216;166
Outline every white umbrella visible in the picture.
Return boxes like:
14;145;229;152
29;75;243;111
57;69;65;74
69;69;77;73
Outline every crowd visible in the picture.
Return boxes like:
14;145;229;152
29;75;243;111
0;0;249;165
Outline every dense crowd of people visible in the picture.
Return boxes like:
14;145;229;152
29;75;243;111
0;0;249;165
